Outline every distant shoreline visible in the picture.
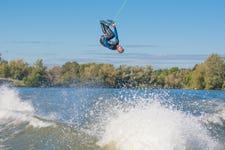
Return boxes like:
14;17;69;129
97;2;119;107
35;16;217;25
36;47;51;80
0;54;224;90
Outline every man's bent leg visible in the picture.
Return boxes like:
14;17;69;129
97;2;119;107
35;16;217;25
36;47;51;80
101;23;108;34
104;25;115;40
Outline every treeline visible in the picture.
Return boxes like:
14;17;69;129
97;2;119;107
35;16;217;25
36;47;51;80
0;54;224;90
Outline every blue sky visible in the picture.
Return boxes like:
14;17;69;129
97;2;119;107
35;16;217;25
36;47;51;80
0;0;224;68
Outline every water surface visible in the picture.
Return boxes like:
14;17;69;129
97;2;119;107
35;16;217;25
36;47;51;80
0;86;225;150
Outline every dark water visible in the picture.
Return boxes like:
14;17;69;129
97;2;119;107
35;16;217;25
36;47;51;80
0;86;225;150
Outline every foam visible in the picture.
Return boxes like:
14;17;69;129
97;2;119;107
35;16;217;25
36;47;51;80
0;86;53;128
97;101;220;150
203;109;225;126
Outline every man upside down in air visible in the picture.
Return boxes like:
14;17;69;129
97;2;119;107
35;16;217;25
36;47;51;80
99;20;124;53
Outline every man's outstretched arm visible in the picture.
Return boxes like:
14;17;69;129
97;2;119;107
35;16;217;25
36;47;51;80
112;24;119;43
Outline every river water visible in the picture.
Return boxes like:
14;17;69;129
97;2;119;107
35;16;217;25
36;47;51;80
0;86;225;150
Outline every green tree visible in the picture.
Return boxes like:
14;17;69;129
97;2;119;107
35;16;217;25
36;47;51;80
180;69;192;88
60;61;80;86
204;54;225;90
222;81;225;90
115;65;132;88
49;66;62;86
128;65;153;88
164;68;191;89
24;59;51;87
0;60;10;78
8;59;30;80
151;69;168;88
98;64;115;87
82;63;100;81
190;64;206;89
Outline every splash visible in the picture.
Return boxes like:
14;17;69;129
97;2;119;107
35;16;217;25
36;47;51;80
202;103;225;126
97;100;221;150
0;86;53;128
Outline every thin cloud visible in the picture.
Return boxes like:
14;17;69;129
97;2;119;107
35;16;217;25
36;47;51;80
123;44;159;48
124;54;211;60
1;40;63;45
87;44;159;48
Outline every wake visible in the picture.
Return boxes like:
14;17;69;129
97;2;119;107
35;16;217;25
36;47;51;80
0;86;54;128
95;95;223;150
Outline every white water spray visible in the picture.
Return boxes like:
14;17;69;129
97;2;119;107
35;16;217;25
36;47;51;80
0;86;53;128
97;101;221;150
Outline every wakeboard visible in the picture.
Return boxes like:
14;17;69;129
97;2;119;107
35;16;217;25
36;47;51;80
100;20;111;26
100;20;116;27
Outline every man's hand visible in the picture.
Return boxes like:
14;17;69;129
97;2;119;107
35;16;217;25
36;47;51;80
112;23;116;27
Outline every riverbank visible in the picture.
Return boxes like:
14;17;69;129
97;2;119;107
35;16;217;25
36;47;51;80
0;54;224;90
0;78;25;87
